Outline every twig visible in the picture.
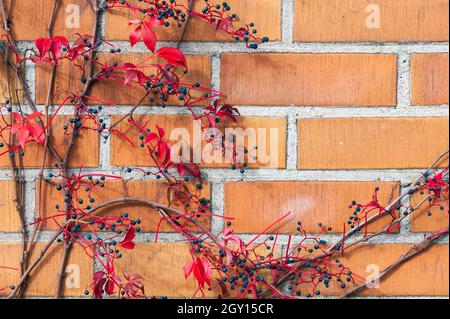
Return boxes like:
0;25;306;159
0;0;9;31
8;196;195;298
23;0;61;296
177;0;193;49
53;2;101;298
340;226;449;298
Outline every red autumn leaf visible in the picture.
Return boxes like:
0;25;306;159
35;37;52;58
123;272;145;298
10;112;45;149
122;63;147;86
129;18;161;52
156;47;188;69
183;257;212;291
92;262;120;298
50;36;69;61
174;162;202;180
220;227;245;265
129;25;142;47
67;35;93;61
34;36;69;63
120;226;136;250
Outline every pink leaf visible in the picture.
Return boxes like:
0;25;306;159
157;47;188;69
35;37;52;57
120;226;136;250
129;26;142;47
142;24;157;52
183;261;195;279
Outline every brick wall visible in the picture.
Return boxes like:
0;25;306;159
0;0;449;298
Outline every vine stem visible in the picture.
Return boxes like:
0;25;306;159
8;196;198;298
0;0;8;31
264;150;449;297
1;0;27;297
23;0;61;298
340;226;449;298
54;1;101;298
176;0;193;49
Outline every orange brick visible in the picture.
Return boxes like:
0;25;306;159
0;115;99;168
25;243;93;297
224;181;400;234
0;181;21;232
0;243;20;297
106;0;281;42
36;53;211;106
0;0;95;41
294;0;449;42
111;114;286;168
221;54;397;106
410;191;449;232
37;179;211;232
0;243;93;297
298;117;449;169
411;54;449;106
325;244;449;296
116;243;217;297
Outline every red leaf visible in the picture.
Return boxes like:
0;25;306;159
120;226;136;250
129;25;142;47
155;125;165;138
144;17;162;30
16;127;30;149
105;279;115;295
142;23;157;52
183;257;212;291
50;36;69;61
144;132;159;145
183;261;195;279
35;37;52;57
157;47;188;69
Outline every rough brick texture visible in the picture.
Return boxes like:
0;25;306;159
294;0;449;42
326;244;449;296
225;181;400;233
298;117;449;169
0;0;94;41
106;0;282;42
410;192;449;232
411;54;449;105
0;243;93;297
36;53;211;105
0;181;21;232
221;54;397;106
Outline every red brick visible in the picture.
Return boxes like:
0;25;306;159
0;243;93;297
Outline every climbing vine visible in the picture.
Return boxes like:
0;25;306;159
0;0;448;299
